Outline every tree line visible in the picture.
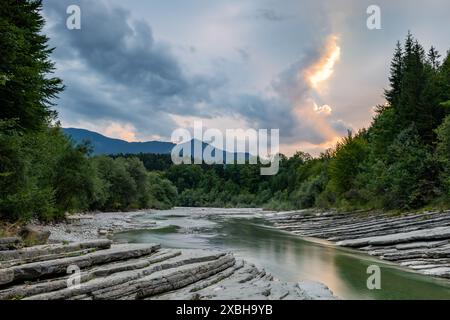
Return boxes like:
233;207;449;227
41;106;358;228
1;1;449;221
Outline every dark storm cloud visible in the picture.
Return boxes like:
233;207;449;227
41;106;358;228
43;0;224;136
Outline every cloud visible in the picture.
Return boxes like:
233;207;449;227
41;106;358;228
43;0;351;154
44;0;224;139
236;48;250;61
304;35;341;92
216;39;351;147
255;8;292;22
266;35;350;146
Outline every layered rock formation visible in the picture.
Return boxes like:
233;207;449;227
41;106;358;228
269;210;450;279
0;239;335;300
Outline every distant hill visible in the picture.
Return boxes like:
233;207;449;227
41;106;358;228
63;128;251;161
63;128;175;155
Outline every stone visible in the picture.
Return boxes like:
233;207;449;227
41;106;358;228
19;225;51;246
0;239;112;262
0;243;160;286
297;281;337;300
0;237;21;250
337;227;450;248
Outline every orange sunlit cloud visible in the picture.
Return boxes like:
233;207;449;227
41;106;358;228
304;35;341;92
286;34;345;155
103;122;139;142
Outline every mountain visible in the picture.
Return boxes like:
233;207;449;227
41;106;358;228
63;128;252;162
63;128;175;155
175;139;251;163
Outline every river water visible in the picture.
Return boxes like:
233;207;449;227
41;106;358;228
113;208;450;300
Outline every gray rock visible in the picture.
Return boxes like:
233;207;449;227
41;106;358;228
0;239;112;262
0;243;160;286
337;227;450;248
19;225;51;245
98;229;108;236
0;237;21;250
395;240;449;250
297;281;337;300
422;267;450;278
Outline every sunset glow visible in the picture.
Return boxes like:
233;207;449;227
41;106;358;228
305;35;341;91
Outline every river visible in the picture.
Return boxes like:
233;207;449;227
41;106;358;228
113;207;450;299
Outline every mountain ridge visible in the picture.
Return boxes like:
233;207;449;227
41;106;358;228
63;128;175;155
62;128;250;162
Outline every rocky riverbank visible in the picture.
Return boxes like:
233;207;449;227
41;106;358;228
38;211;156;242
0;210;336;300
268;210;450;279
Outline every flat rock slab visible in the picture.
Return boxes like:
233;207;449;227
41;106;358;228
0;239;112;262
0;243;160;286
422;267;450;278
395;240;449;250
0;237;21;251
337;227;450;248
0;237;21;245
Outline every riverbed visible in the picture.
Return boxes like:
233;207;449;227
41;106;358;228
113;207;450;300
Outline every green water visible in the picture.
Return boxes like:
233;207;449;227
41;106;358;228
113;208;450;300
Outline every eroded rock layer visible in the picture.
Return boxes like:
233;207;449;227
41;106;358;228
0;240;335;300
269;210;450;279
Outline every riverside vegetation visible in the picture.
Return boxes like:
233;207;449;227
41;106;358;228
1;1;450;224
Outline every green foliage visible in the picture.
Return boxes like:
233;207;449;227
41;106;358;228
53;143;96;212
88;156;178;212
382;126;437;209
147;172;178;209
328;132;368;195
1;126;64;220
0;0;63;132
436;115;450;198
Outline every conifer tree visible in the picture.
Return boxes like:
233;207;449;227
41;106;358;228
385;41;403;107
0;0;63;132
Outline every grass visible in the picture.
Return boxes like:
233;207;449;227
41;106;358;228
0;221;22;238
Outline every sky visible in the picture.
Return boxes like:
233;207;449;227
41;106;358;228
42;0;450;156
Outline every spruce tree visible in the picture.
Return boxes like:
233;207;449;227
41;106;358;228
0;0;63;132
441;51;450;104
397;36;429;136
384;41;403;107
427;46;441;70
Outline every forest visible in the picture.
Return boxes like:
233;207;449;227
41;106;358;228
1;1;450;221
